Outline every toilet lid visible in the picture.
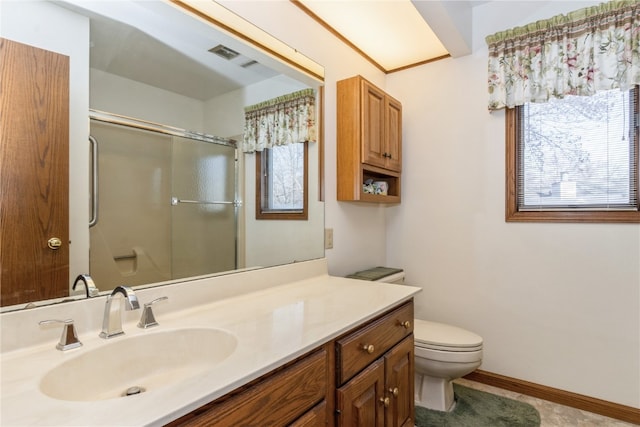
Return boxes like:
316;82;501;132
414;319;483;350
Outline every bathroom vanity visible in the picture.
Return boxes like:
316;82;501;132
0;259;420;426
169;300;415;427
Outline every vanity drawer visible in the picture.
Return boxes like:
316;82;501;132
169;347;328;426
336;301;413;385
288;400;327;426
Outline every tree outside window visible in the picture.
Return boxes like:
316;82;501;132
506;87;639;223
256;142;308;220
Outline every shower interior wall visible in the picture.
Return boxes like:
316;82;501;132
89;120;237;291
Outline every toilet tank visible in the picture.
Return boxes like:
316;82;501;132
375;271;405;284
346;267;405;284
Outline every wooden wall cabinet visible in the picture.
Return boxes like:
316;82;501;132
168;300;414;427
337;75;402;203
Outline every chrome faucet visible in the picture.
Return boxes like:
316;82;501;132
72;274;100;298
99;286;140;339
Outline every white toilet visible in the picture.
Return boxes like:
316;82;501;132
375;270;483;412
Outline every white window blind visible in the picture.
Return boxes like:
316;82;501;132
261;143;305;212
518;88;638;211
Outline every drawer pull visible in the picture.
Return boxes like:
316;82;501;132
379;397;390;407
399;320;411;329
389;387;399;397
362;344;375;354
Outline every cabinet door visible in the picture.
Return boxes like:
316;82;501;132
385;98;402;172
384;335;414;427
336;358;385;427
361;80;387;169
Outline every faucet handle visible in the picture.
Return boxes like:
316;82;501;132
137;297;168;329
39;319;83;351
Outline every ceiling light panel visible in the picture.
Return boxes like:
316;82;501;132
300;0;448;70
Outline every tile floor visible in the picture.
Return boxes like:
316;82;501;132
455;378;639;427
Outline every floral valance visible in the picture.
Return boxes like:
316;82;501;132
486;0;640;111
243;88;316;153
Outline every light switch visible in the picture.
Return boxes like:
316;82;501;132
325;228;333;249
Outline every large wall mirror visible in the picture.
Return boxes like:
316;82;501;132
0;0;325;311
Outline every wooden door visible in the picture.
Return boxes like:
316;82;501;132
361;79;386;169
385;97;402;172
336;358;385;427
0;38;69;306
384;336;415;427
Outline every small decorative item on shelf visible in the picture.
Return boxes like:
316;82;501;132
374;181;388;195
363;179;389;195
363;179;375;194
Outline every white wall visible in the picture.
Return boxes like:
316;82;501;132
219;0;391;277
204;75;324;268
90;69;205;131
225;0;640;408
385;1;640;408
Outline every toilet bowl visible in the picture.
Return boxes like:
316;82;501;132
414;319;483;411
372;270;483;412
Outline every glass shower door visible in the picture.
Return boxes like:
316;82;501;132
170;136;237;279
89;121;173;290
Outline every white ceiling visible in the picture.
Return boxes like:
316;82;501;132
297;0;448;71
88;14;278;101
83;0;482;100
296;0;486;72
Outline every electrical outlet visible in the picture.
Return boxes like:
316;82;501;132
324;228;333;249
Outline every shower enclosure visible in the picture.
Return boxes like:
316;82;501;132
89;112;237;291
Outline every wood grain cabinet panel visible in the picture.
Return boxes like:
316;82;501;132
289;401;327;427
337;75;402;203
336;301;413;384
335;301;415;427
336;359;386;427
168;348;328;427
384;336;415;427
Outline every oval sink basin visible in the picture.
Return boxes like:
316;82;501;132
40;328;237;401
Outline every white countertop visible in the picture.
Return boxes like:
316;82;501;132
1;263;420;426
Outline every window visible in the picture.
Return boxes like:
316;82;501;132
506;87;639;223
255;142;308;220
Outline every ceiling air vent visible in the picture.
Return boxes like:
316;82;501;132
241;60;258;68
208;44;240;60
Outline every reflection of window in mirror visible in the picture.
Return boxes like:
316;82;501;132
256;143;308;220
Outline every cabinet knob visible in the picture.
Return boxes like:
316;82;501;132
389;387;399;397
362;344;375;354
379;397;390;407
399;320;411;329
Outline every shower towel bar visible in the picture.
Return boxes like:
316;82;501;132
89;135;99;227
171;197;241;207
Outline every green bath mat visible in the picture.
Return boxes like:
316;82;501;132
415;383;541;427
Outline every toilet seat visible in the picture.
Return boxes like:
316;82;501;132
414;319;483;352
